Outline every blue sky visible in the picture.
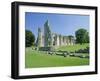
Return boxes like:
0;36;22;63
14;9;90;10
25;12;89;38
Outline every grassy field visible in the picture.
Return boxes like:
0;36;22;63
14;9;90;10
57;43;89;52
25;44;89;68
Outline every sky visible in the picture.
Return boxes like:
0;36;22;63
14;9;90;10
25;12;89;38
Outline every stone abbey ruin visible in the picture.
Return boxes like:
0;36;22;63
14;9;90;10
36;20;75;50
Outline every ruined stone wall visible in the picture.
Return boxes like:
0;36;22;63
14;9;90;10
36;21;75;47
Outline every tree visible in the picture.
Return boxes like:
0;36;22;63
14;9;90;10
75;28;89;44
25;30;35;47
85;32;89;43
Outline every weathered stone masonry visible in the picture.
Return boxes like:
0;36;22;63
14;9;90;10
36;20;75;47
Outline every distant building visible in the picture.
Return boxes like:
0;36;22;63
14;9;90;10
36;20;75;47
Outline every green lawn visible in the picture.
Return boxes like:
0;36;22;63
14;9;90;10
57;43;89;52
25;44;89;68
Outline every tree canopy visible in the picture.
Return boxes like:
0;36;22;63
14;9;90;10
25;30;35;47
75;28;89;44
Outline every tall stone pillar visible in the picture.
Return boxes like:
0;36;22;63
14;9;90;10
63;36;67;46
44;20;52;47
59;35;61;46
67;37;70;45
56;35;59;46
54;34;57;46
61;36;63;46
37;27;42;47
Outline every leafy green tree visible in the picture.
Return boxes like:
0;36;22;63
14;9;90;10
75;28;89;44
25;30;35;47
85;32;89;43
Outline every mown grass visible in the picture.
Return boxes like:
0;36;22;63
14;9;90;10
25;44;89;68
57;43;89;52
